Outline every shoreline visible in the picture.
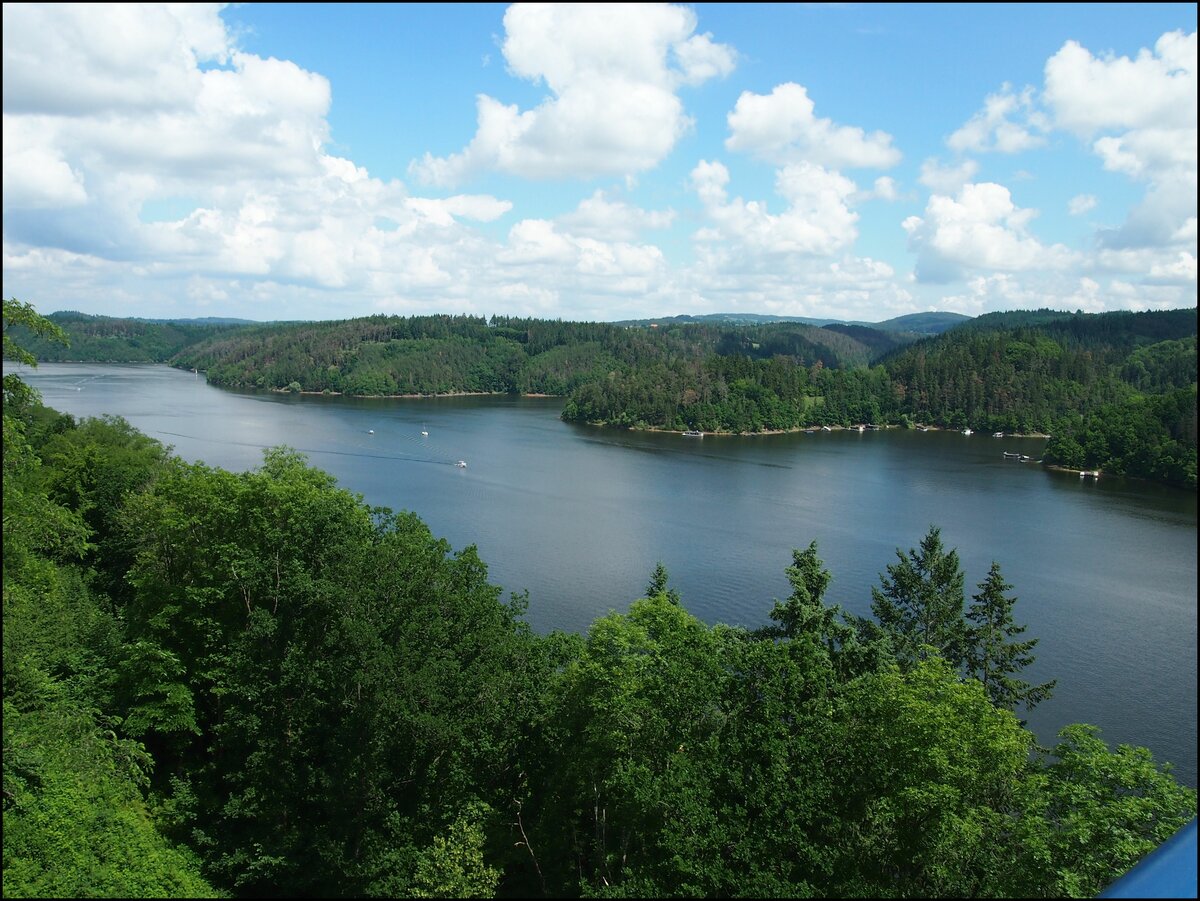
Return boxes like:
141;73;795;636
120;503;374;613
269;387;566;399
582;421;1054;439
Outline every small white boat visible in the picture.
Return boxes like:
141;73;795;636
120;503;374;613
856;425;865;432
993;431;1004;438
821;425;832;432
421;424;428;436
368;429;374;434
455;460;467;468
682;429;703;437
963;428;973;436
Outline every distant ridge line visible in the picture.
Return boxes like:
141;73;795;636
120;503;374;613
612;311;972;335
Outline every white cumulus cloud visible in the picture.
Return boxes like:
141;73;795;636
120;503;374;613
1044;30;1196;135
1044;30;1197;250
410;3;735;186
690;159;859;257
947;83;1047;154
725;82;901;169
557;190;675;241
903;182;1077;283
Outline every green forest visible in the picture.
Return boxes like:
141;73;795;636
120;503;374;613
12;304;1197;487
4;299;1196;897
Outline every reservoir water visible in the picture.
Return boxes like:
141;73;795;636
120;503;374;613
14;362;1198;786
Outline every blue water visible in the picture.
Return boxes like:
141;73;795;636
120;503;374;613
14;362;1198;786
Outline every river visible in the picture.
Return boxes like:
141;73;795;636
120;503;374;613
13;362;1198;786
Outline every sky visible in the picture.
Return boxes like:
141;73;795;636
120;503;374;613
2;3;1197;324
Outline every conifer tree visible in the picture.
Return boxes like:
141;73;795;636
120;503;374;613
871;526;967;668
645;561;681;604
768;541;835;640
965;561;1056;714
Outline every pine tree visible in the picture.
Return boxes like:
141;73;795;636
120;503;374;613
964;561;1056;714
870;526;967;668
645;561;681;604
767;541;835;639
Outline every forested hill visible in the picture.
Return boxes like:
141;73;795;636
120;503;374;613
9;305;1196;486
612;310;971;334
560;307;1197;487
165;314;903;395
881;307;1198;431
9;311;914;382
880;308;1197;486
10;311;251;362
874;310;973;334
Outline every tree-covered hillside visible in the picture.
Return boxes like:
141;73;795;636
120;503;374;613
881;309;1197;485
562;307;1197;486
6;303;1195;486
167;314;894;396
10;311;249;363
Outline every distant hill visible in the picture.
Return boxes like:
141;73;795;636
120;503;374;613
613;310;970;335
612;313;836;327
8;311;252;363
821;323;913;358
48;310;261;325
154;316;261;325
872;312;972;334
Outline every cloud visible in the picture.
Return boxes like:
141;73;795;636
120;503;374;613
2;2;229;116
689;159;860;257
941;271;1190;315
1067;194;1097;216
1146;251;1197;284
0;2;683;324
670;159;920;321
870;177;901;202
725;82;901;169
2;117;88;208
1043;30;1196;135
1095;245;1198;286
852;176;906;204
0;5;525;310
405;195;513;226
947;83;1047;153
410;3;735;186
918;158;979;194
2;5;334;229
5;5;1194;325
556;190;675;241
495;217;673;309
902;182;1077;282
1043;30;1197;250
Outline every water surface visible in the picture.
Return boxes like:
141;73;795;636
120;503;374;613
16;362;1197;786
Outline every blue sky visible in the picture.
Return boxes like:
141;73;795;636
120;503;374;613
3;3;1196;323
